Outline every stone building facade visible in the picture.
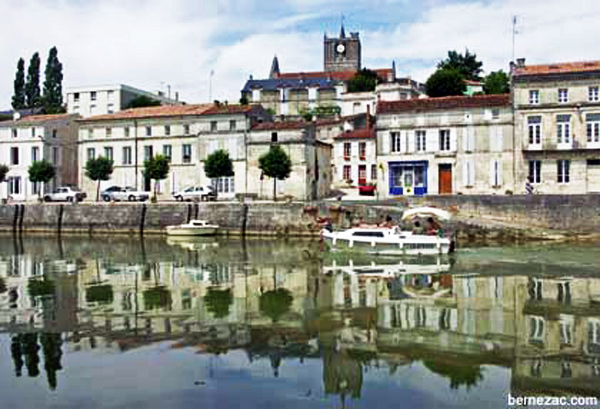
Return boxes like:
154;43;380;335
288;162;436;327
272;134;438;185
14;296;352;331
323;26;361;72
0;114;80;201
512;59;600;194
376;94;514;197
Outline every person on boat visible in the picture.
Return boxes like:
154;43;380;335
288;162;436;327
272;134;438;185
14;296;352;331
412;221;424;235
426;217;441;236
381;215;395;228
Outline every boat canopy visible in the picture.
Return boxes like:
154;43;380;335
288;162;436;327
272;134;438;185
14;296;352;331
401;207;451;221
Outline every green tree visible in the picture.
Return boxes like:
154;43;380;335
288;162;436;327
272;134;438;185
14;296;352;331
42;47;65;114
347;68;380;93
438;49;483;81
425;69;466;98
124;95;161;109
259;288;293;322
25;52;41;109
85;284;114;304
423;360;484;390
205;149;234;192
204;288;233;318
143;286;172;310
11;58;26;110
0;164;8;202
258;145;292;201
483;70;509;95
85;156;114;201
239;95;249;105
28;160;55;198
143;154;170;201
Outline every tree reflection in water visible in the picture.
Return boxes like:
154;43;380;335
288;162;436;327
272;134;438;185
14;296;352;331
10;332;64;390
204;288;233;319
259;289;293;322
423;359;484;390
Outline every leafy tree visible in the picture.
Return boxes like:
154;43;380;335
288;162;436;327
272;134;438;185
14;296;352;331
143;286;172;310
423;360;484;390
205;149;234;191
28;160;55;198
124;95;161;109
25;52;42;109
239;95;249;105
40;333;63;391
425;69;466;98
42;47;65;114
438;49;483;81
347;68;380;93
0;164;8;202
259;288;293;322
204;288;233;318
483;70;509;95
11;58;26;110
85;156;114;201
258;145;292;201
143;154;170;200
299;104;341;121
85;284;114;304
28;276;55;297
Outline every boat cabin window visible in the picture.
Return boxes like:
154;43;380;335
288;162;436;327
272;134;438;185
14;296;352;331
352;231;385;238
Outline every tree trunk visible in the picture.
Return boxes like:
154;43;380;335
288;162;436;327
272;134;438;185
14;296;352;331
96;181;100;202
273;178;276;202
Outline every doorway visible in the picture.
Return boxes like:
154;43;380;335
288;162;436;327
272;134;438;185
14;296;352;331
438;164;453;194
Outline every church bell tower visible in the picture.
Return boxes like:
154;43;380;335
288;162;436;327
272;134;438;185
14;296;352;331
324;23;361;72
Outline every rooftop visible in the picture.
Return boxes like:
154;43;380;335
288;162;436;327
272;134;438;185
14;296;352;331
334;127;376;140
251;121;311;131
512;60;600;77
378;94;510;114
275;68;393;82
0;113;75;127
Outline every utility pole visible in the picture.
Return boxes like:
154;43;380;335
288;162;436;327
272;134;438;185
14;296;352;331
209;70;215;102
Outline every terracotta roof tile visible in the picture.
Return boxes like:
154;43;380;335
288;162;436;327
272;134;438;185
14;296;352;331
1;113;75;126
513;61;600;77
315;112;370;126
334;128;376;140
251;121;311;131
202;104;257;115
378;94;510;114
79;104;214;122
276;68;393;82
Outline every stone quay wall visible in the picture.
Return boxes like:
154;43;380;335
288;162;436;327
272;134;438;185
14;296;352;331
0;195;599;238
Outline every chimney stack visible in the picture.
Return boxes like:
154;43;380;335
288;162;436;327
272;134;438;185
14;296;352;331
517;58;526;68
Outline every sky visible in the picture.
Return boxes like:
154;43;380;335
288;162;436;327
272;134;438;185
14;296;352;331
1;0;599;109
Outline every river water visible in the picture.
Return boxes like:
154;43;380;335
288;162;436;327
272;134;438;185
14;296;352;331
0;235;599;409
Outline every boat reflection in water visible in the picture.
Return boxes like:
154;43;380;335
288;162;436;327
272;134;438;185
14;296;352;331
0;235;599;408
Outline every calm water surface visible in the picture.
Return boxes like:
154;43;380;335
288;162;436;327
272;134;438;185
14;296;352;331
0;235;599;409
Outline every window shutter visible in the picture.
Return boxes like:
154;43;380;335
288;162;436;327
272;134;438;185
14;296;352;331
462;161;469;187
498;160;503;186
462;128;469;152
488;127;495;152
469;159;475;186
426;129;436;152
489;160;496;187
382;132;390;154
450;128;458;151
407;130;415;153
228;137;237;159
336;143;343;158
469;127;475;151
366;141;372;158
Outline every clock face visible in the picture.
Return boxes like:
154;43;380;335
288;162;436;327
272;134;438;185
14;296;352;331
336;43;345;54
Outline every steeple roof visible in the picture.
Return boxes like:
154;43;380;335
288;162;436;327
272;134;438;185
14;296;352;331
269;55;280;79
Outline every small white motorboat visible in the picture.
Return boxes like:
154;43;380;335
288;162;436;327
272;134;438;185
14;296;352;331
166;219;219;236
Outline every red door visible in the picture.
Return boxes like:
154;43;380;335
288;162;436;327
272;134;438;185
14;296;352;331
358;165;367;186
438;164;452;194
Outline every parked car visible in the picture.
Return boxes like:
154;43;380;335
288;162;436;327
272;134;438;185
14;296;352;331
173;186;216;202
43;186;87;202
102;186;149;202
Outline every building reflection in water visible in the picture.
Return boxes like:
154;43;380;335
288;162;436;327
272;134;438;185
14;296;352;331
0;235;599;403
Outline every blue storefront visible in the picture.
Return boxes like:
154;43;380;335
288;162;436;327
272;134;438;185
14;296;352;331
388;161;428;196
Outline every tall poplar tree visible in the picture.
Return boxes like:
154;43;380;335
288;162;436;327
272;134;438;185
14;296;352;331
11;58;26;110
42;47;64;113
25;52;41;109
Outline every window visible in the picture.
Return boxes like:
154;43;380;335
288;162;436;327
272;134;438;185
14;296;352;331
529;316;545;343
214;176;235;194
87;129;93;139
491;109;500;119
106;127;112;137
589;87;599;102
107;104;114;114
124;127;130;137
145;126;152;137
271;132;278;143
558;88;568;103
183;124;190;135
144;146;153;161
104;147;113;161
463;159;475;186
280;88;289;102
163;145;172;161
53;147;59;164
11;129;17;138
10;147;19;165
490;160;502;187
391;132;402;153
439;129;450;151
590;320;600;346
122;147;132;165
52;129;57;138
528;116;542;145
556;115;571;145
74;92;80;102
529;90;539;104
529;160;541;184
308;87;317;101
343;165;351;181
90;104;97;115
586;113;600;144
343;142;351;158
73;105;80;113
87;148;96;161
211;121;217;132
557;281;571;303
230;120;236;131
251;89;261;102
359;142;366;159
8;177;21;195
90;91;97;101
182;144;192;163
415;130;426;152
164;125;170;136
107;90;114;102
31;147;39;162
31;128;35;138
371;164;377;180
557;160;570;183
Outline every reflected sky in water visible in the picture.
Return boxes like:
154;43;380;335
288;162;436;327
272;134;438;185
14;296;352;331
0;235;599;409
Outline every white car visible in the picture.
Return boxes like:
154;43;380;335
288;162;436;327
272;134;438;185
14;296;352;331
102;186;149;202
44;187;87;202
173;186;216;202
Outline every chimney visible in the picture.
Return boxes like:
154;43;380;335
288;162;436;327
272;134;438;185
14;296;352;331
517;58;526;68
366;105;371;129
175;91;179;102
